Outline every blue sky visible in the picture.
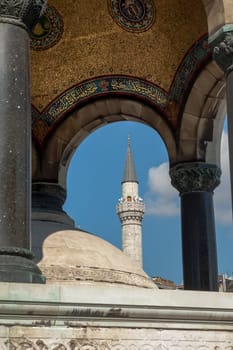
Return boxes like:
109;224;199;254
64;120;232;285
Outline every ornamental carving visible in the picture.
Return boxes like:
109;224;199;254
39;265;154;288
213;31;233;75
169;163;221;194
117;202;145;222
0;0;47;30
30;5;64;50
108;0;155;33
0;0;23;17
32;36;210;146
3;338;233;350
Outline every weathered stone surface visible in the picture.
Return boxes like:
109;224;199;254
38;230;156;289
0;284;233;349
210;25;233;215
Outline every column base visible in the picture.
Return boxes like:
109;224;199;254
0;248;45;283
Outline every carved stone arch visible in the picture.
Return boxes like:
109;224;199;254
34;97;176;189
31;35;213;185
178;60;226;165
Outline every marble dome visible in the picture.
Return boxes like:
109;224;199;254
38;229;157;289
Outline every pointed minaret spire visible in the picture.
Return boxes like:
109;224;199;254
117;137;145;267
122;134;138;184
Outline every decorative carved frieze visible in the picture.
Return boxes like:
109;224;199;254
169;163;221;194
39;265;154;288
3;337;233;350
117;202;145;224
0;0;47;30
213;31;233;75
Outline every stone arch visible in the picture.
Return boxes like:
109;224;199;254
178;60;226;164
30;58;227;293
31;34;212;150
31;59;227;190
34;97;176;189
31;34;217;186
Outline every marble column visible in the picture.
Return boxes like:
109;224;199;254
0;0;47;283
210;26;233;217
170;162;221;291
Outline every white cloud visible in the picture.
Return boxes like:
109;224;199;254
145;163;179;217
145;131;232;226
214;131;232;225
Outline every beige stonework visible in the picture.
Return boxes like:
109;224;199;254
178;61;225;164
38;229;156;289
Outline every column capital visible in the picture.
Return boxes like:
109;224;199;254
0;0;47;30
170;162;221;195
209;25;233;76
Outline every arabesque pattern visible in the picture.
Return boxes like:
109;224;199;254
32;35;211;146
3;337;233;350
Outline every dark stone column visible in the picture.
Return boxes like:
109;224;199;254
211;27;233;217
0;0;47;283
32;183;67;214
170;163;221;291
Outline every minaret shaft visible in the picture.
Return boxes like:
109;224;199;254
122;223;142;266
117;138;145;267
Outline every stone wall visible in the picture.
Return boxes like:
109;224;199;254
1;283;233;350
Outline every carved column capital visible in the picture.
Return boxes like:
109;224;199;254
209;26;233;75
0;0;47;30
169;163;221;195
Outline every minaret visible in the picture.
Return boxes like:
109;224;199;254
117;137;145;267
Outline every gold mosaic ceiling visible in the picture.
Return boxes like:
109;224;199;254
31;0;208;112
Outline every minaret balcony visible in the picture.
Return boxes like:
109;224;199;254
117;201;145;214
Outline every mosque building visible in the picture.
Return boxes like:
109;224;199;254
0;0;233;348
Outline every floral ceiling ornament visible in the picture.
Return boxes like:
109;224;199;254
30;5;64;50
108;0;155;32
